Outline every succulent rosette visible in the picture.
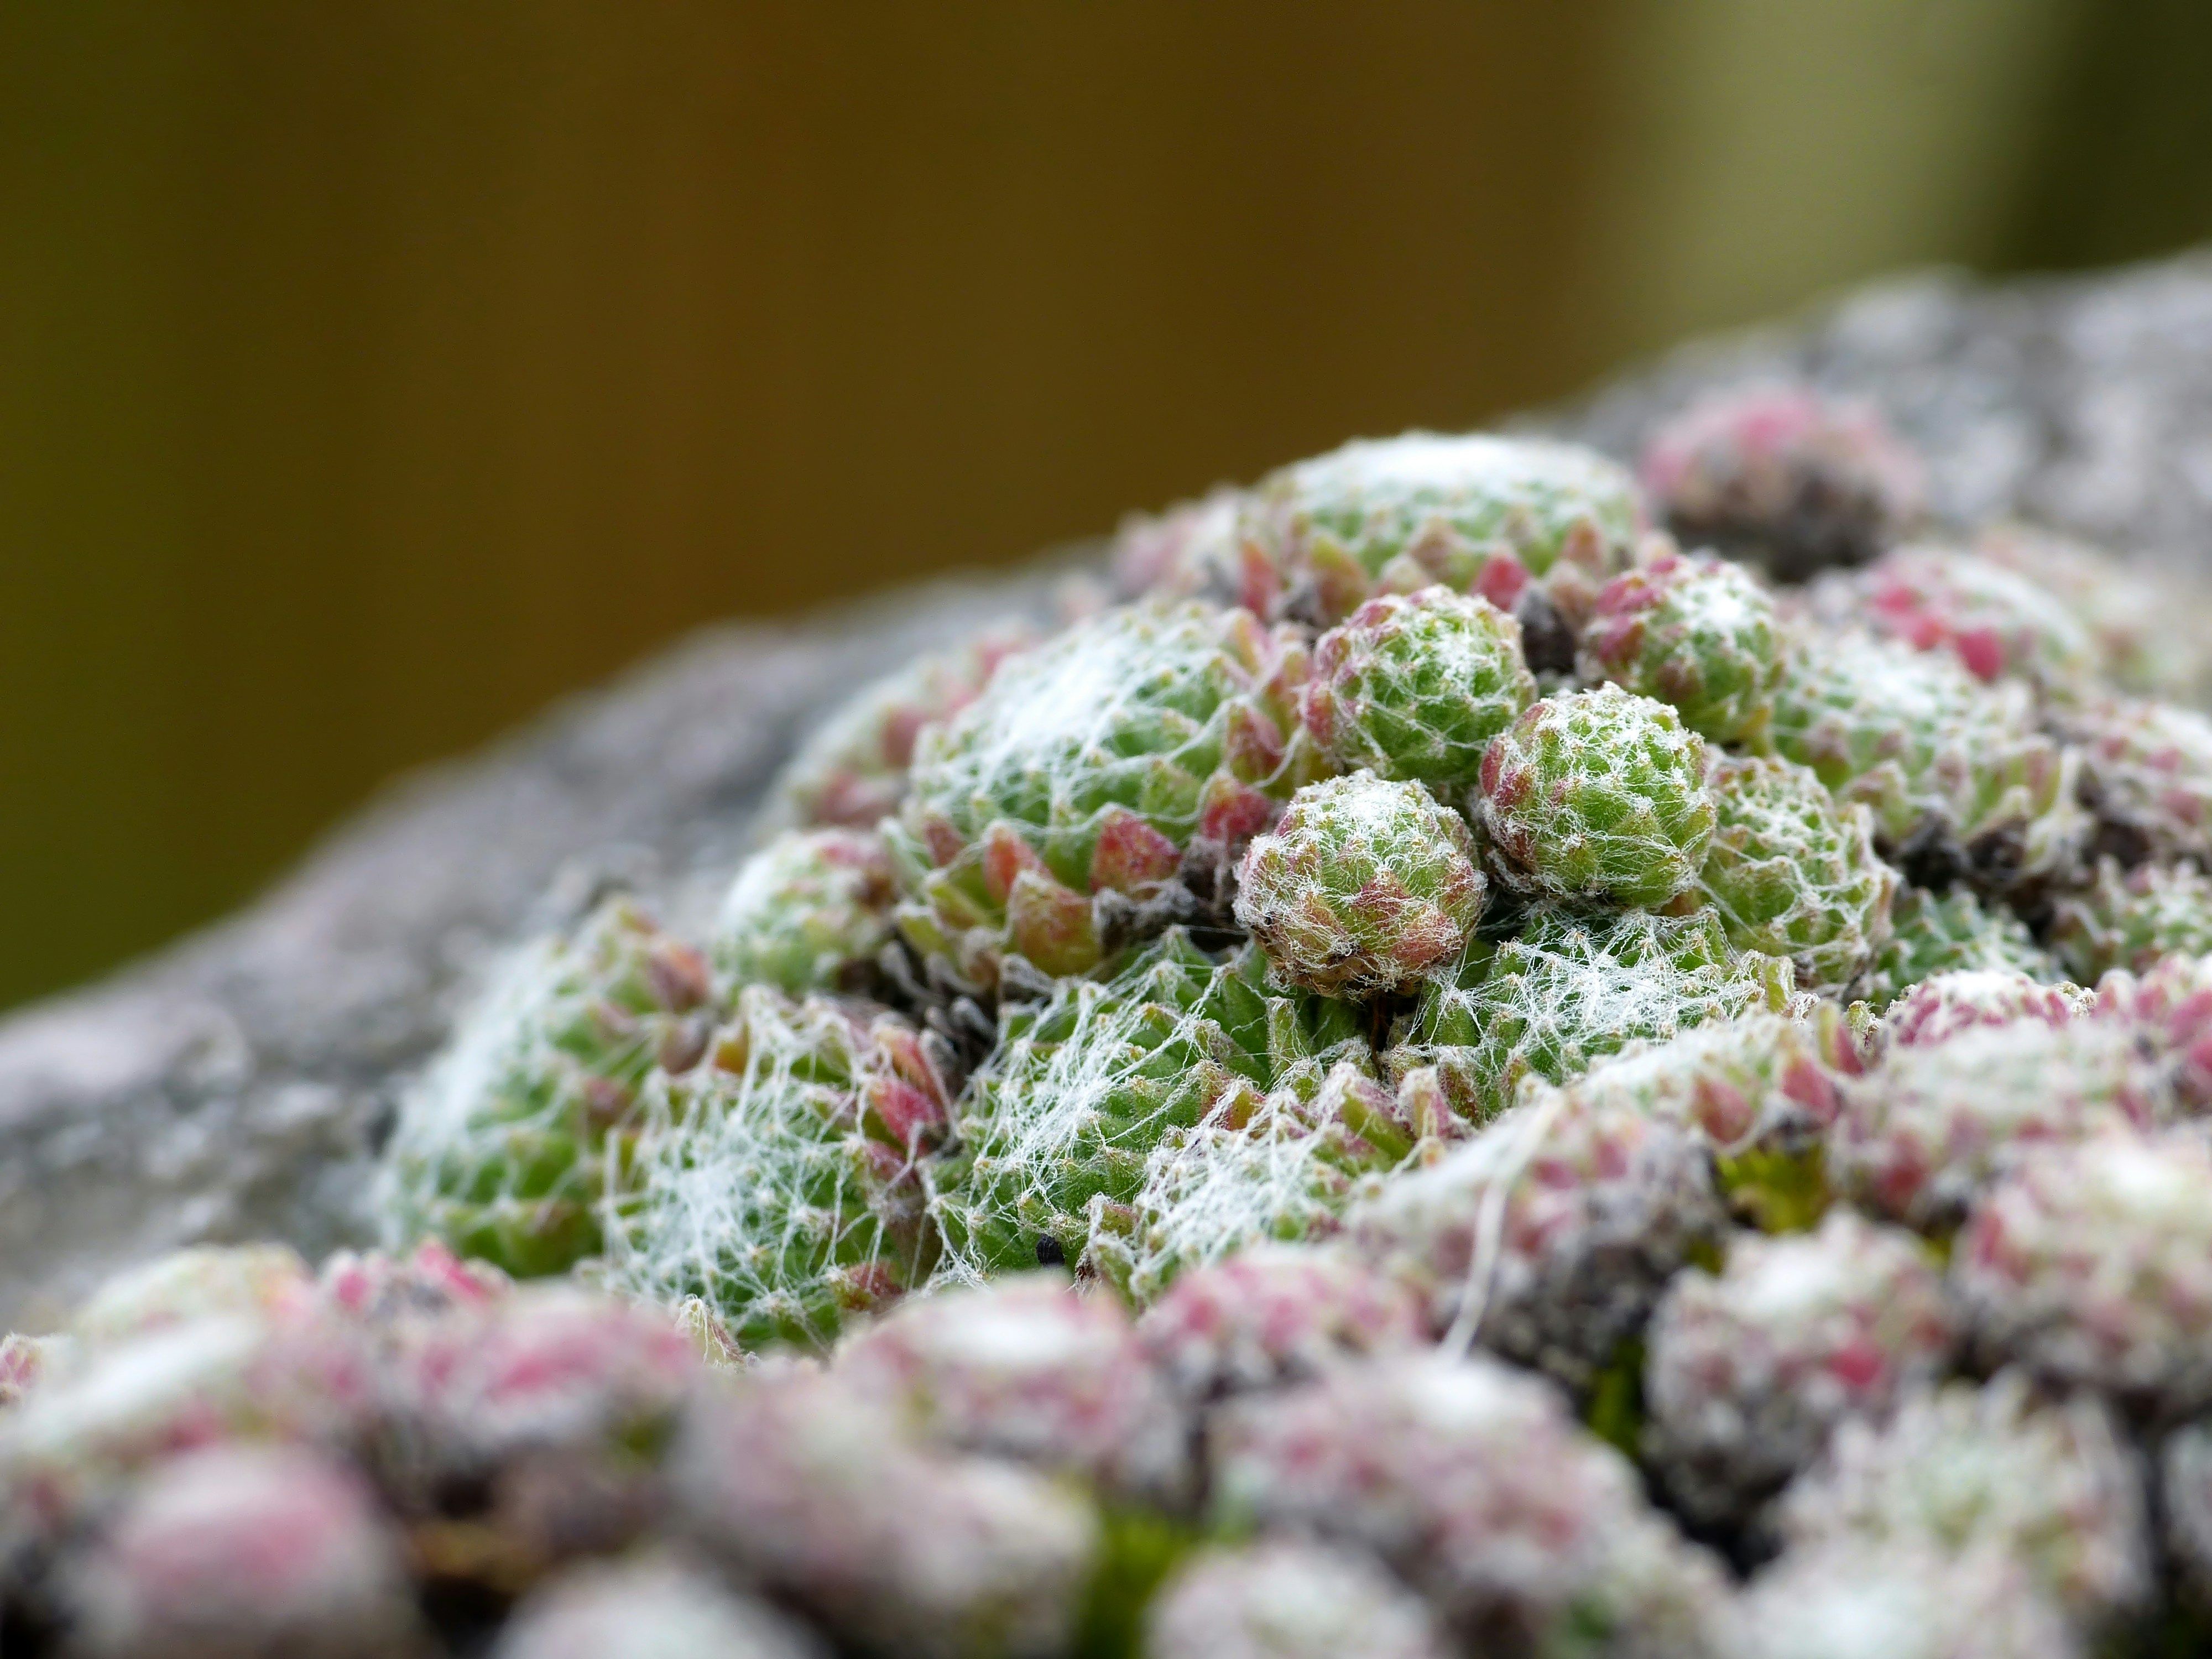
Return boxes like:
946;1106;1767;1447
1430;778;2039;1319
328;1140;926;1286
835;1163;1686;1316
774;628;1028;831
928;930;1367;1281
1560;1006;1865;1158
1578;551;1788;745
1695;753;1896;993
1829;1018;2167;1233
60;1442;424;1659
1976;521;2212;702
1347;1089;1727;1390
1110;488;1245;604
1642;1211;1956;1525
1638;382;1923;580
1867;883;2061;1009
1300;586;1537;791
1234;771;1486;997
1238;432;1641;627
1954;1127;2212;1418
1132;1243;1428;1400
673;1367;1099;1659
1829;541;2103;693
2089;949;2212;1112
1770;1374;2152;1629
1089;1061;1458;1304
888;600;1317;988
1728;1538;2080;1659
2052;857;2212;981
601;987;953;1350
378;898;714;1280
1477;686;1717;909
492;1558;826;1659
1770;629;2080;880
1145;1540;1452;1659
65;1244;315;1347
713;826;898;995
1880;968;2091;1051
2057;693;2212;869
1387;907;1799;1121
831;1271;1189;1501
1209;1353;1730;1657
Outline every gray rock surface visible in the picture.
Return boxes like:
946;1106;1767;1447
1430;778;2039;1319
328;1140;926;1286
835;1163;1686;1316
6;250;2212;1326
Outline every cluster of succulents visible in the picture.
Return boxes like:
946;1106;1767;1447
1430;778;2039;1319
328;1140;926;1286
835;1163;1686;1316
22;389;2212;1652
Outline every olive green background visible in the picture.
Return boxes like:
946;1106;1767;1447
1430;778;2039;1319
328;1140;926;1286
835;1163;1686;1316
4;2;2211;1010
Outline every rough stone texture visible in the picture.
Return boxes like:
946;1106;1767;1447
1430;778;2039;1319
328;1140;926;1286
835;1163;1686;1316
8;250;2212;1325
0;576;1068;1326
1556;253;2212;572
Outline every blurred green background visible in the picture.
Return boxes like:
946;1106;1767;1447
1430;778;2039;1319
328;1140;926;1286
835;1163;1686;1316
5;1;2212;1011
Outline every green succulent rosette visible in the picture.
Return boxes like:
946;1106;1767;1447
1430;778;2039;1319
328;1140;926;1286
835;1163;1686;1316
604;987;953;1351
1866;884;2061;1010
1477;685;1717;910
1386;907;1800;1120
378;898;714;1279
1696;753;1897;994
1234;772;1486;998
713;827;898;996
1300;586;1536;794
929;929;1368;1279
1240;432;1640;625
1578;550;1787;745
888;601;1318;989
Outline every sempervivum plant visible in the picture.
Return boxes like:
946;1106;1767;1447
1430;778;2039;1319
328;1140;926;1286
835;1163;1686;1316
672;1366;1100;1659
1828;542;2103;695
1880;968;2091;1051
2090;950;2212;1112
1088;1061;1460;1305
491;1558;826;1659
1233;771;1486;997
1386;907;1799;1121
2051;857;2212;982
773;628;1027;830
1976;521;2212;703
928;929;1366;1280
713;827;898;996
379;898;714;1280
1695;753;1896;994
1110;488;1245;604
1560;1006;1865;1157
1299;586;1537;792
2055;694;2212;867
1828;1018;2167;1234
1577;551;1788;745
1729;1538;2081;1659
1953;1127;2212;1418
1637;382;1924;580
1131;1243;1428;1400
1556;1008;1865;1233
1867;883;2062;1009
60;1442;424;1659
1346;1089;1728;1391
601;987;953;1350
1237;432;1641;627
888;600;1316;988
831;1272;1190;1503
1768;1374;2152;1631
1477;686;1717;909
1642;1211;1956;1526
1145;1540;1452;1659
1209;1352;1731;1657
1768;629;2080;882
